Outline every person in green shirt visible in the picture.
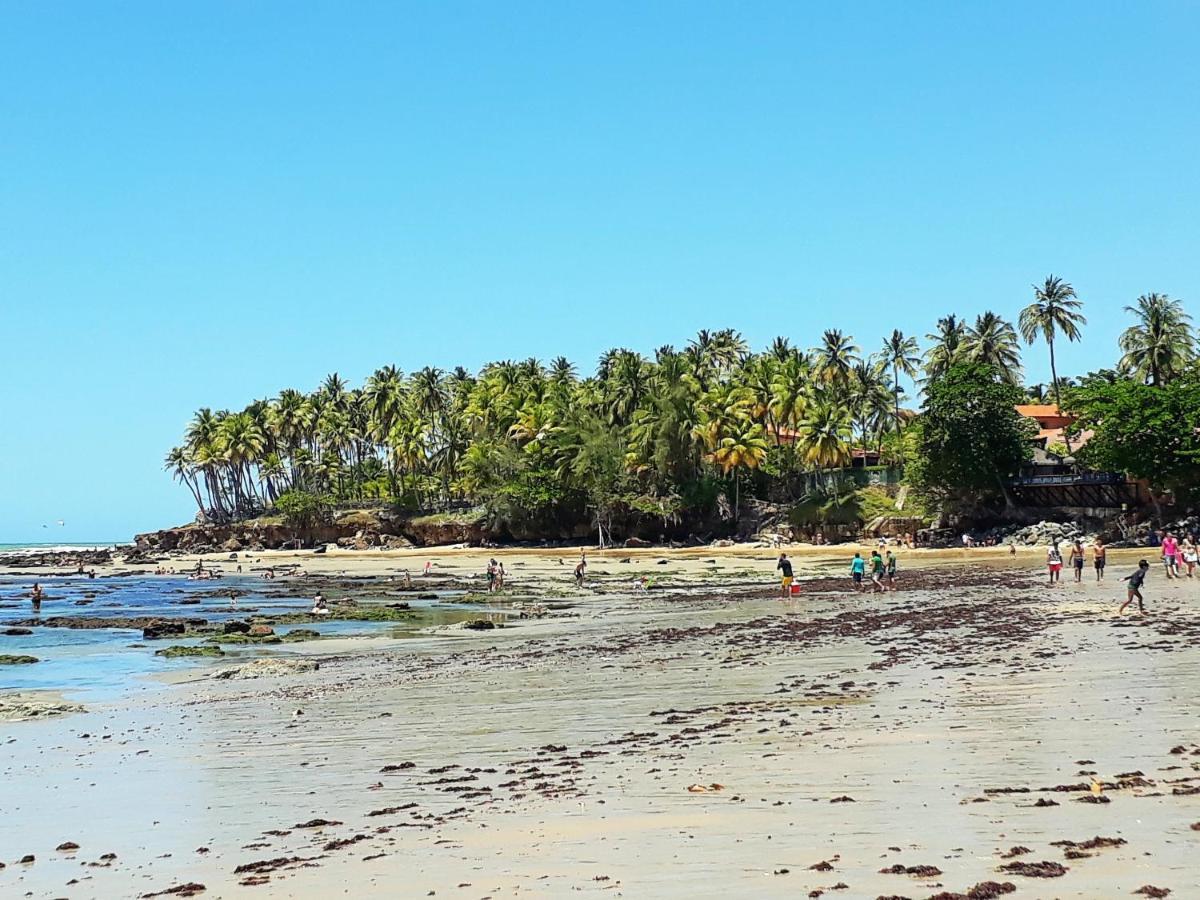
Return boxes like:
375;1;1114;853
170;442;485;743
869;550;885;593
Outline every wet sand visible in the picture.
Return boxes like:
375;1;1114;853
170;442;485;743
2;546;1198;898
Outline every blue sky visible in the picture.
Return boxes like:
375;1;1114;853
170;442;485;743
2;2;1198;542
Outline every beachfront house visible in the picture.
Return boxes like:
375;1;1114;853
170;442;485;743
1008;405;1143;510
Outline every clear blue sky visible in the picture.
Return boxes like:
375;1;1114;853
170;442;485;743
2;3;1198;543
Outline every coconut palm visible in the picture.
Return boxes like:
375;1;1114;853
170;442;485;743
963;312;1023;385
814;329;860;390
707;419;768;520
923;315;965;381
881;329;920;432
1019;275;1086;416
798;400;853;472
1119;293;1194;386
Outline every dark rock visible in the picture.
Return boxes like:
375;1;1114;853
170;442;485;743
143;621;187;640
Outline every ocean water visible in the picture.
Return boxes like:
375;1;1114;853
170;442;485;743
0;542;117;552
0;574;486;701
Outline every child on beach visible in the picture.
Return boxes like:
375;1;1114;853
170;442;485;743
1182;536;1197;578
849;553;866;591
1069;540;1085;583
1046;542;1063;584
1119;560;1151;615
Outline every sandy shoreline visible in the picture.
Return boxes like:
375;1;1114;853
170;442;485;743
2;547;1199;898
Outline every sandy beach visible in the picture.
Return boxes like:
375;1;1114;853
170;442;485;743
2;545;1199;899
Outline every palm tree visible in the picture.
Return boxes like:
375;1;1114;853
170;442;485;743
848;359;892;453
797;400;853;493
1119;293;1194;386
1019;275;1086;418
963;312;1023;385
881;329;919;432
814;329;860;390
164;447;205;515
923;315;965;381
707;419;768;520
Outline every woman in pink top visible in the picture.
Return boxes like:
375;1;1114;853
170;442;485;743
1161;532;1180;578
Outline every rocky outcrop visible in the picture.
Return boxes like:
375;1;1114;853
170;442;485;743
135;506;490;552
0;696;85;721
213;658;320;680
0;548;113;568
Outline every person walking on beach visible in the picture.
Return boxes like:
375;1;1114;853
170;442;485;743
574;558;587;588
1093;539;1107;581
776;552;794;597
868;550;885;593
1118;560;1151;615
1068;540;1086;583
1046;542;1063;584
884;549;898;591
30;582;44;613
495;560;506;591
849;553;866;592
1161;532;1180;578
486;559;497;593
1182;536;1198;578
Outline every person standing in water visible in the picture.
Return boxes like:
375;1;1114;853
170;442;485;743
1119;560;1151;615
884;549;898;591
849;553;866;592
776;553;794;597
868;549;885;593
1046;542;1063;584
31;583;44;613
1068;540;1086;583
1093;539;1107;581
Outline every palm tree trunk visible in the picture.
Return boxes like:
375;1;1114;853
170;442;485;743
1049;338;1073;454
892;362;902;433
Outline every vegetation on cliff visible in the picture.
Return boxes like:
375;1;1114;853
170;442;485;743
164;283;1200;536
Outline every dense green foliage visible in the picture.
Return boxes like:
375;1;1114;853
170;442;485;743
272;489;333;529
1068;371;1200;501
164;279;1200;535
907;364;1034;512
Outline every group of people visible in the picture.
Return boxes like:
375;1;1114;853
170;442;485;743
485;558;507;592
776;548;899;597
1045;538;1108;583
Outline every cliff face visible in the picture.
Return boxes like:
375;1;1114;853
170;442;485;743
134;507;488;552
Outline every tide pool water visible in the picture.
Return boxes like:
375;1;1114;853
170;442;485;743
0;574;488;701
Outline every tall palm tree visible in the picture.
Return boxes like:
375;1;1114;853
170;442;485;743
963;312;1023;385
164;447;205;515
1119;293;1194;386
923;315;965;381
1019;275;1086;417
881;329;919;432
814;329;860;390
798;400;852;472
707;419;768;520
